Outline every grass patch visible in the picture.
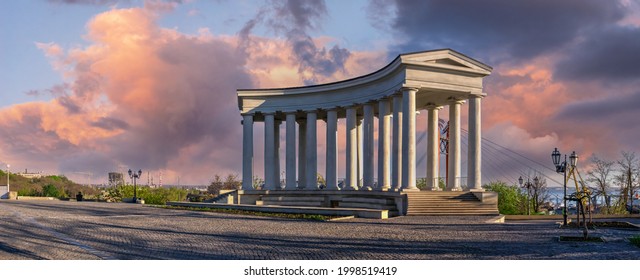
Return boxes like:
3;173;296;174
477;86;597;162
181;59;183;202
155;205;345;221
630;236;640;247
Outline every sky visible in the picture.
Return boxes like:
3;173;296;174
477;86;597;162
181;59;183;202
1;0;640;186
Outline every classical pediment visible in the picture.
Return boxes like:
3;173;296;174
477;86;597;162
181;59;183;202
401;49;492;75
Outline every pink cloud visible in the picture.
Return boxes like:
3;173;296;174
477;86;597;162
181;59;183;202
1;5;384;184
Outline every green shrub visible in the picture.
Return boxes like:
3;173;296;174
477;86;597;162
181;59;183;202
484;181;527;215
17;188;39;196
41;184;60;197
99;185;191;205
630;236;640;247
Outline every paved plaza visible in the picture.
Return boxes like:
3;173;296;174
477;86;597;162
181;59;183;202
0;200;638;260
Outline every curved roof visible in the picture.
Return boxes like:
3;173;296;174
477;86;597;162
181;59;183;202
238;49;492;119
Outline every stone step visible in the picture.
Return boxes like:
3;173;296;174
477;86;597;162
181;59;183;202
405;191;498;216
407;210;499;214
406;212;499;216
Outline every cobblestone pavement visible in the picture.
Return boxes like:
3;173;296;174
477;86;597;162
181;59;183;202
0;200;638;260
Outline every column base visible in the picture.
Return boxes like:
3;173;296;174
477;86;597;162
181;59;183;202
449;187;463;191
378;186;391;192
429;187;441;191
401;187;421;192
344;186;359;191
471;187;484;192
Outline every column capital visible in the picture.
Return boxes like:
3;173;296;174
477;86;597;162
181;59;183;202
401;87;420;93
377;96;391;102
425;103;444;111
448;98;466;105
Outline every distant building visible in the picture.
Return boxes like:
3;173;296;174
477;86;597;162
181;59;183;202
108;172;125;186
17;169;43;179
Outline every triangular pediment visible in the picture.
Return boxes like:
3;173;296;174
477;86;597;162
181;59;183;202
425;58;467;68
401;49;492;74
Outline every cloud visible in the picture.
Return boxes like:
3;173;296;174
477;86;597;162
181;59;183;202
370;0;626;62
0;7;253;183
240;0;352;85
555;27;640;81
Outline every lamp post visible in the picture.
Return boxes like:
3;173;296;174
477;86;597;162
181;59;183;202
552;148;577;226
128;169;142;203
5;164;9;195
518;176;539;215
518;176;528;215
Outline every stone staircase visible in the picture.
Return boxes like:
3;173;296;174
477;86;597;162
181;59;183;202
405;191;499;216
206;190;238;203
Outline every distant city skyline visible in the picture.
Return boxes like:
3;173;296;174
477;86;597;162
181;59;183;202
2;0;640;185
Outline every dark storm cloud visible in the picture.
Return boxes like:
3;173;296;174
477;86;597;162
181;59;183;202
555;91;640;122
240;0;351;84
555;27;640;81
372;0;625;61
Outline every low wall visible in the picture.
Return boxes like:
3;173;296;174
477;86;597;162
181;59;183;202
16;196;57;201
166;201;388;219
471;191;498;205
234;189;403;215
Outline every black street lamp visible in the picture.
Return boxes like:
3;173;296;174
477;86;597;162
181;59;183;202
552;148;577;226
128;169;142;203
518;176;539;215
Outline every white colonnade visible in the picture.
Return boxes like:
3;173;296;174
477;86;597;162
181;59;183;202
237;49;492;192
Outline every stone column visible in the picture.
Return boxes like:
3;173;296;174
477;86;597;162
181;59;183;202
242;114;254;190
363;103;375;188
274;120;281;189
377;99;391;190
306;111;318;189
468;96;483;190
264;113;276;190
297;119;306;188
285;113;296;189
357;117;363;187
345;107;358;190
426;105;442;191
326;109;339;190
401;88;418;191
391;94;403;190
448;99;465;191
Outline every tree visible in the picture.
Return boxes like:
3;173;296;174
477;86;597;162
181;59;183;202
586;154;614;211
529;176;550;213
223;174;241;190
616;151;638;213
208;174;241;194
484;181;527;215
208;175;223;194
